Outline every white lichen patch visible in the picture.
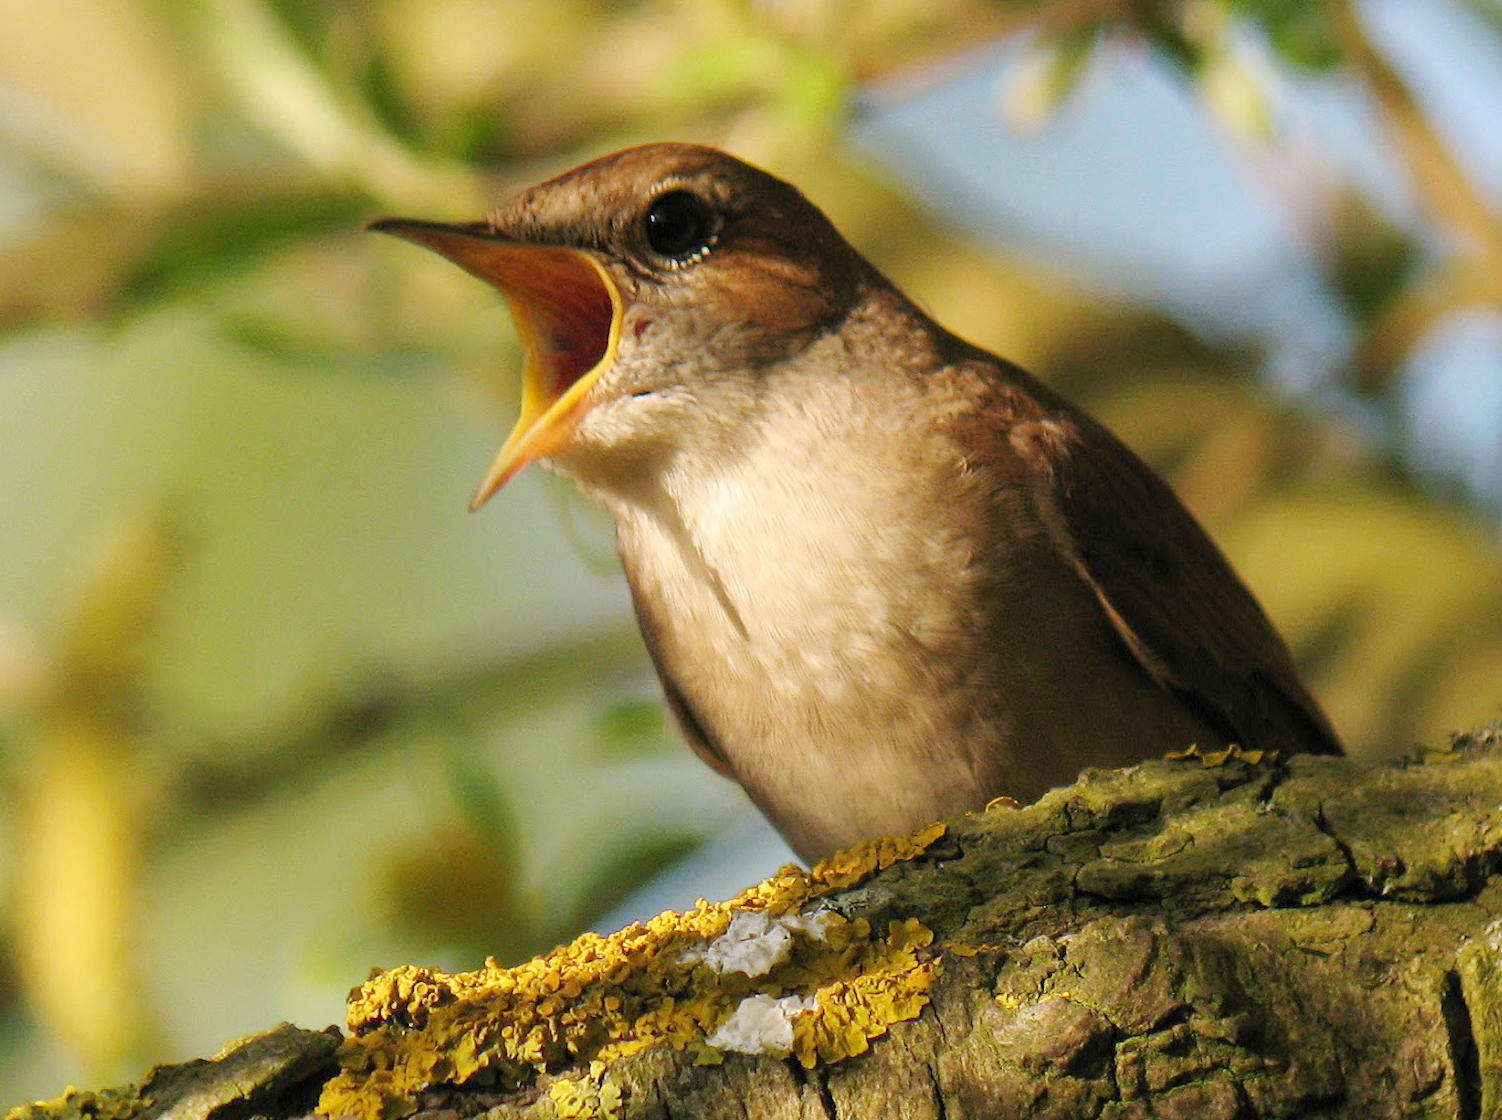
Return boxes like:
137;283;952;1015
683;905;838;977
707;993;818;1058
782;906;838;942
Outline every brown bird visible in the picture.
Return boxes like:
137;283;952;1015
372;143;1341;862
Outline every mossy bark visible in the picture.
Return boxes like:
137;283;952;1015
13;725;1502;1120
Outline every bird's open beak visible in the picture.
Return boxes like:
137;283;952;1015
369;217;623;509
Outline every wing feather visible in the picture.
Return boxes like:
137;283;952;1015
998;380;1342;757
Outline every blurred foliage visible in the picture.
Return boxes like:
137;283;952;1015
10;514;180;1080
2;0;1501;1104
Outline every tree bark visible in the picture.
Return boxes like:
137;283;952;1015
11;725;1502;1120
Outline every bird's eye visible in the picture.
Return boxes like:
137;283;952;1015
643;190;719;263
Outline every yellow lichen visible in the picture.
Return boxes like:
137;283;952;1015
6;1085;144;1120
808;821;947;891
789;918;940;1068
547;1075;622;1119
319;821;949;1120
946;941;993;958
1163;743;1274;766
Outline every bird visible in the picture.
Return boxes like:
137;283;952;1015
371;142;1341;862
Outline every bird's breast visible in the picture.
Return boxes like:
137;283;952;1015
607;391;1006;856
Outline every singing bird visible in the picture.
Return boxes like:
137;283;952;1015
372;143;1340;862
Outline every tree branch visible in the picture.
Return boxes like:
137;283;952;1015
11;726;1502;1120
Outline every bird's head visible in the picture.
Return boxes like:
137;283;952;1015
372;143;868;508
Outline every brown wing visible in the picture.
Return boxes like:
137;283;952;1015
1006;394;1342;757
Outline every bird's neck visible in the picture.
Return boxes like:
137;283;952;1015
603;289;962;595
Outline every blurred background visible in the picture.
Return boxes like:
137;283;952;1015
2;0;1500;1102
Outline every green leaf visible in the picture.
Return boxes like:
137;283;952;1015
1229;0;1344;71
118;187;370;310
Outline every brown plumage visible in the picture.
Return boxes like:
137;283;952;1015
372;143;1340;862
